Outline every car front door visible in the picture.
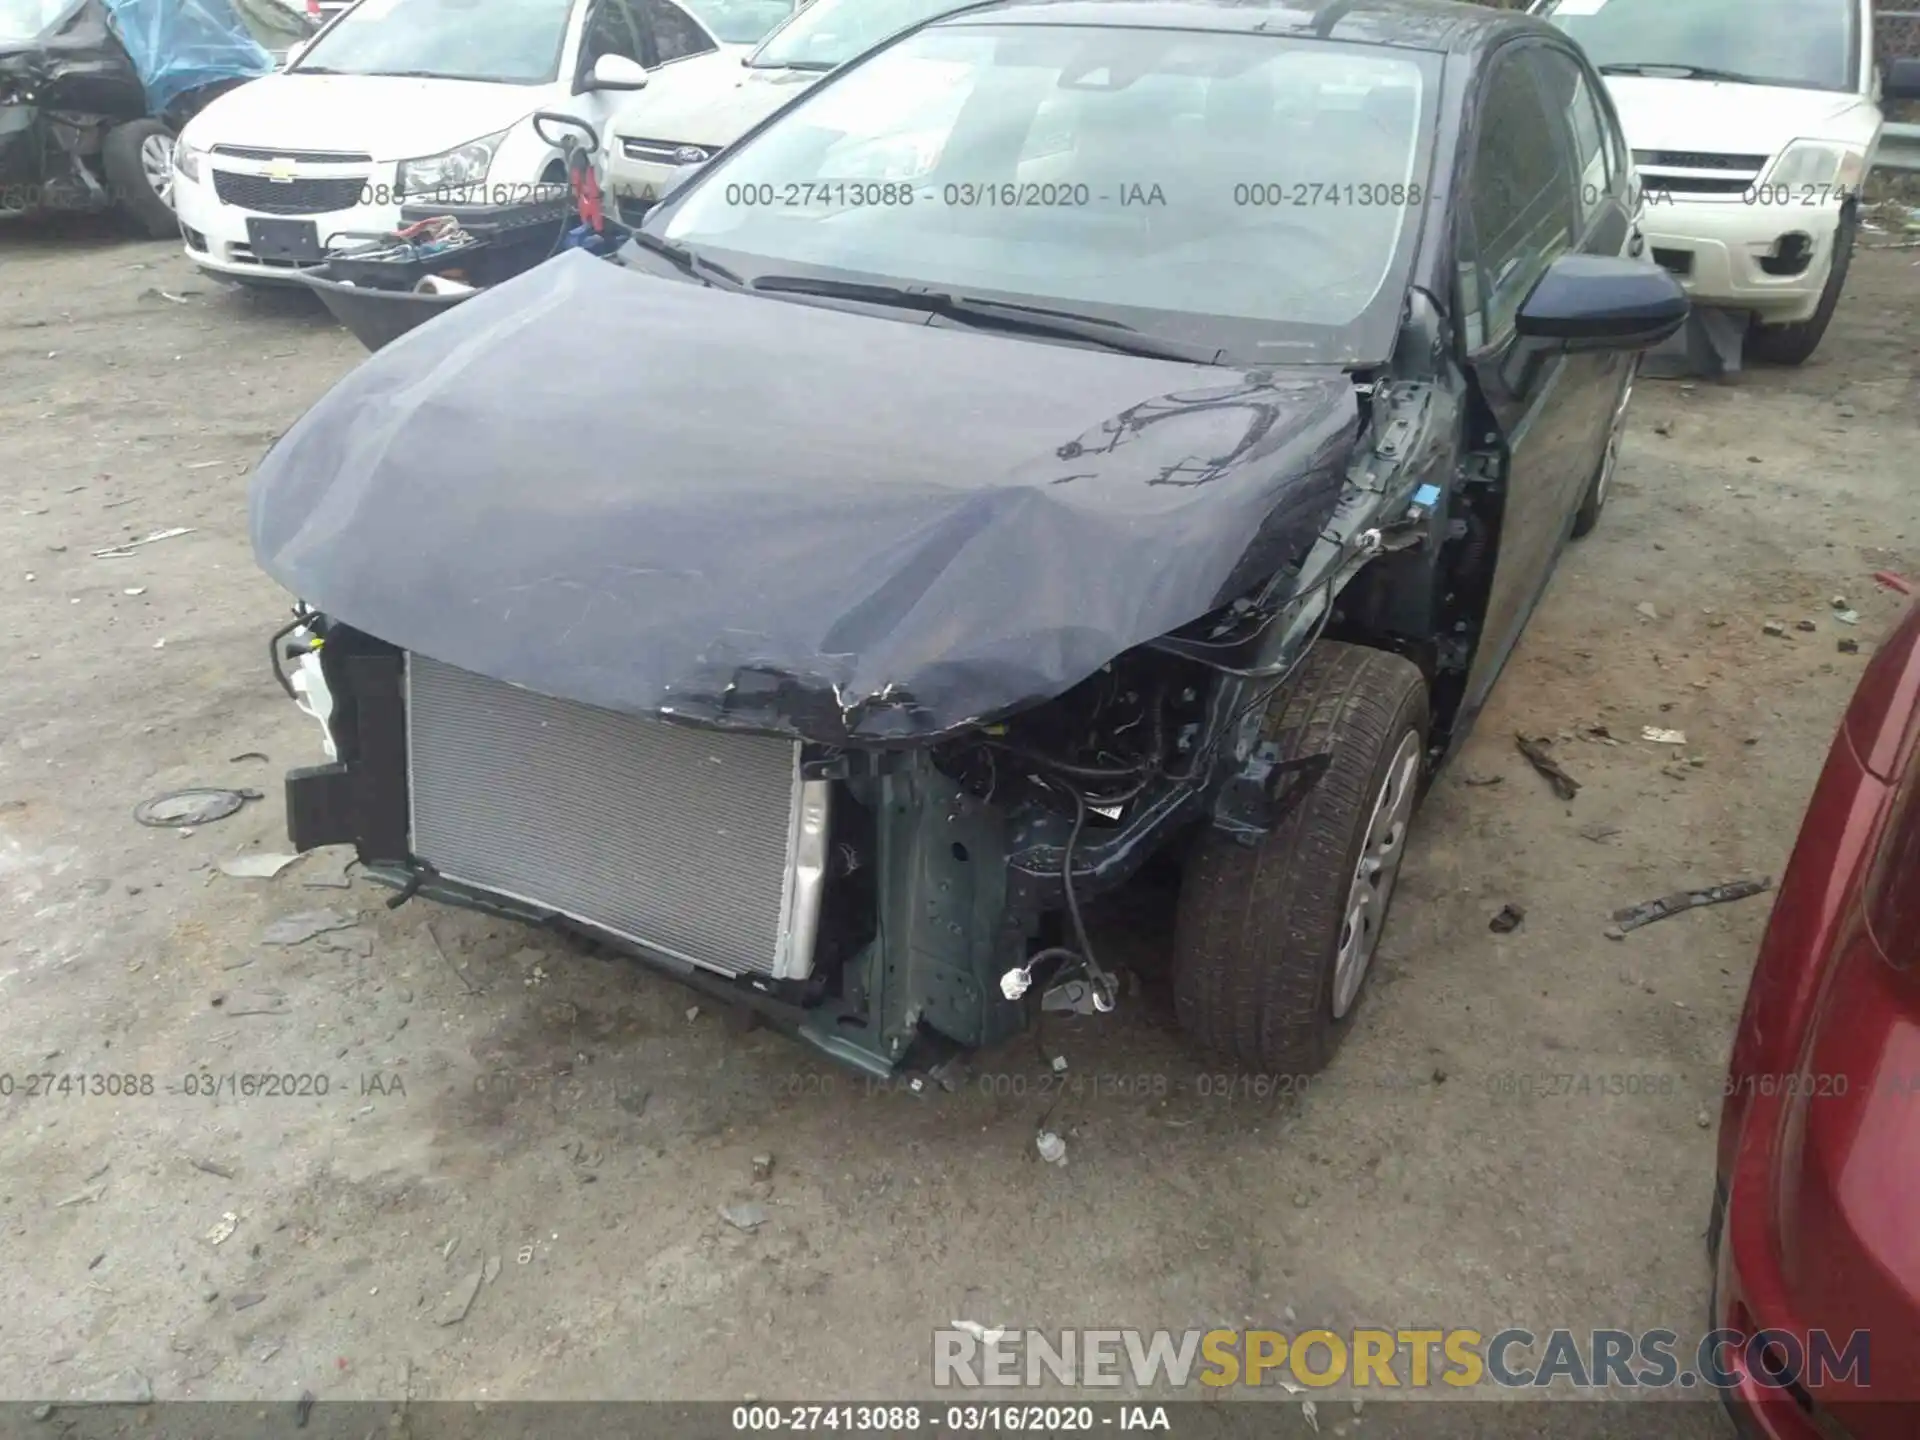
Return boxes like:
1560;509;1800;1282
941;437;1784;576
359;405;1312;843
565;0;721;147
1454;41;1616;715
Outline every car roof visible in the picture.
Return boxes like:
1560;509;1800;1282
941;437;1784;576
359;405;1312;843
922;0;1561;55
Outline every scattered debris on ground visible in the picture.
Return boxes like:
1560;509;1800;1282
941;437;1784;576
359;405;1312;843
91;526;193;559
1641;727;1687;745
720;1203;767;1232
82;1370;152;1405
436;1268;485;1326
216;852;303;879
300;848;357;889
424;922;478;994
1607;877;1774;937
259;909;357;946
1489;903;1526;934
952;1321;1007;1345
1515;734;1580;800
133;787;259;828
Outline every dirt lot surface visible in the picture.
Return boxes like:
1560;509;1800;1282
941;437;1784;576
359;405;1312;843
2;220;1917;1431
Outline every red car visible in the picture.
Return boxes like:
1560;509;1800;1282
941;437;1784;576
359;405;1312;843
1714;597;1920;1439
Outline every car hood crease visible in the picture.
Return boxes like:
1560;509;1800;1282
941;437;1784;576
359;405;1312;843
249;252;1358;743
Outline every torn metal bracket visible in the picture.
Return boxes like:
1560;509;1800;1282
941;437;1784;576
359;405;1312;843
1211;743;1333;847
1608;876;1773;935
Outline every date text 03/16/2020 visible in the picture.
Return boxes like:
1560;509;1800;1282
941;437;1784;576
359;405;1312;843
731;1405;1171;1432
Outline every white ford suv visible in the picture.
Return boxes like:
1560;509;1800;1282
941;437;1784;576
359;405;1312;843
1538;0;1920;364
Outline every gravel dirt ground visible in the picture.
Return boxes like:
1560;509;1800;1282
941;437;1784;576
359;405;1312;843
2;219;1917;1432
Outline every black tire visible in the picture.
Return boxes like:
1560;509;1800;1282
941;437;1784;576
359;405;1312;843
102;120;179;240
1707;1176;1727;1267
1571;362;1636;540
1172;641;1429;1074
1570;470;1606;540
1746;206;1855;367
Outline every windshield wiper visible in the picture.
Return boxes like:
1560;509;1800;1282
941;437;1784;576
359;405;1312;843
627;230;745;289
747;276;1218;362
1599;62;1775;84
748;57;835;71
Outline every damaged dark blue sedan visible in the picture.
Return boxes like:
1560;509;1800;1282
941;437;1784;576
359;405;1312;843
249;0;1686;1078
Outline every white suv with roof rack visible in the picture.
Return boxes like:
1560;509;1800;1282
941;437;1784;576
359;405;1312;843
1536;0;1920;364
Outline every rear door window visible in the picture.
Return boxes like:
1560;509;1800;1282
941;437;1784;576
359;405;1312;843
639;0;719;64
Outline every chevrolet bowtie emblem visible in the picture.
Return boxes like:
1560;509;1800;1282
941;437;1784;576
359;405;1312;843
267;159;296;182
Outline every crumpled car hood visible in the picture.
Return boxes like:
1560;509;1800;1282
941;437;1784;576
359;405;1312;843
0;0;145;119
249;252;1359;743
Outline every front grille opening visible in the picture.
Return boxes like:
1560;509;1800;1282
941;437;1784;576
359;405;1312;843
621;137;711;163
228;246;315;269
1646;175;1754;197
212;144;371;164
1651;247;1693;276
213;170;364;215
1759;232;1814;277
1635;149;1771;171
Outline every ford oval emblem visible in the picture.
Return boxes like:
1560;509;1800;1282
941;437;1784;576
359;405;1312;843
673;146;708;166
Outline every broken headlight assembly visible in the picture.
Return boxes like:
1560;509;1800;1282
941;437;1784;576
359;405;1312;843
271;611;336;760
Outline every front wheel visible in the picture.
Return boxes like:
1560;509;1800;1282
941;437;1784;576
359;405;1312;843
1747;206;1855;367
1172;641;1429;1075
103;119;179;240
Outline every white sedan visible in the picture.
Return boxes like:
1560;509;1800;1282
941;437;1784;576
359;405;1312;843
603;0;966;223
170;0;772;283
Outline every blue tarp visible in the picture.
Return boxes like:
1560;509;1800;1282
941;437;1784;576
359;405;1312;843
100;0;271;113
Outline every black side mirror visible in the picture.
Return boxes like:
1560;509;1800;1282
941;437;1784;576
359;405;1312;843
1886;57;1920;101
1516;253;1688;352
